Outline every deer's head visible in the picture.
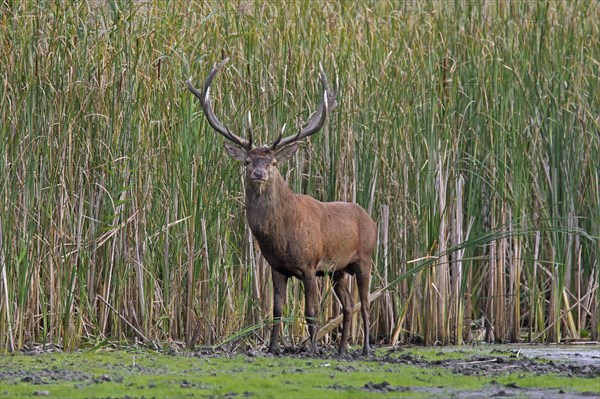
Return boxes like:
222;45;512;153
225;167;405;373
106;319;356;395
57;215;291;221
187;58;337;190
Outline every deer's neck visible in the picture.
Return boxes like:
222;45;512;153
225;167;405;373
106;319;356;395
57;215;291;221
244;171;295;237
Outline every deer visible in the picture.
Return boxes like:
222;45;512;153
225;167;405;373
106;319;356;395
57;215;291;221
186;58;377;356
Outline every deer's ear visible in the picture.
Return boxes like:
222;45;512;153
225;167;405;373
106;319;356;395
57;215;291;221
224;142;247;161
276;143;298;162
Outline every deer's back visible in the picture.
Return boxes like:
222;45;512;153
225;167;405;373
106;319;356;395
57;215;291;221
317;199;377;269
251;194;375;277
286;195;377;271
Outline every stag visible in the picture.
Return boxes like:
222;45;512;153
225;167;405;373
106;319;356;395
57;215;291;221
187;58;376;356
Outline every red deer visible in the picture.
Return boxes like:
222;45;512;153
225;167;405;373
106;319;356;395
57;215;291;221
187;58;377;355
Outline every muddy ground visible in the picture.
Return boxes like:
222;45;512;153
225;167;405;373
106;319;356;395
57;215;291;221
0;344;598;398
261;344;600;398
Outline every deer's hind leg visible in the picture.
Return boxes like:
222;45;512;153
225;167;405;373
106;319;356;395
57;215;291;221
302;273;319;354
353;260;372;356
333;271;354;355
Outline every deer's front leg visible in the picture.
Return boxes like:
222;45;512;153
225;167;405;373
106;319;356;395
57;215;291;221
270;269;288;354
302;274;319;354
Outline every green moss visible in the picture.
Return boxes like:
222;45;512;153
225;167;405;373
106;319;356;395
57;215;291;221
0;347;597;398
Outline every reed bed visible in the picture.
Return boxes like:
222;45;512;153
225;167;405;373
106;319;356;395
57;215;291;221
0;0;598;351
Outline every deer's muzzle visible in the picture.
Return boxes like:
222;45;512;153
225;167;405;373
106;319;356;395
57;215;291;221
250;169;268;183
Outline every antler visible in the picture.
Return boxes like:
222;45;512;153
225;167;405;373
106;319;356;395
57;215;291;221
271;63;337;150
186;57;252;150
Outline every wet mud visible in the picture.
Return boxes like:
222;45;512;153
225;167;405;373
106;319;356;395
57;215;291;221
1;344;598;398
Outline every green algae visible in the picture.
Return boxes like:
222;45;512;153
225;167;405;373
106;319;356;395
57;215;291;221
0;346;598;398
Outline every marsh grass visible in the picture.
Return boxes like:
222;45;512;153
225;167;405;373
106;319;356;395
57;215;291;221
1;347;598;398
0;0;598;351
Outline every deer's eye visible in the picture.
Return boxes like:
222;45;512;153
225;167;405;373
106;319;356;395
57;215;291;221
244;160;252;166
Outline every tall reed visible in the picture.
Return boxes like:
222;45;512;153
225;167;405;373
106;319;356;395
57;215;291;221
0;0;598;351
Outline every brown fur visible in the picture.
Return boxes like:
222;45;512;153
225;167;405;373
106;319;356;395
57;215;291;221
188;59;374;355
228;144;377;355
